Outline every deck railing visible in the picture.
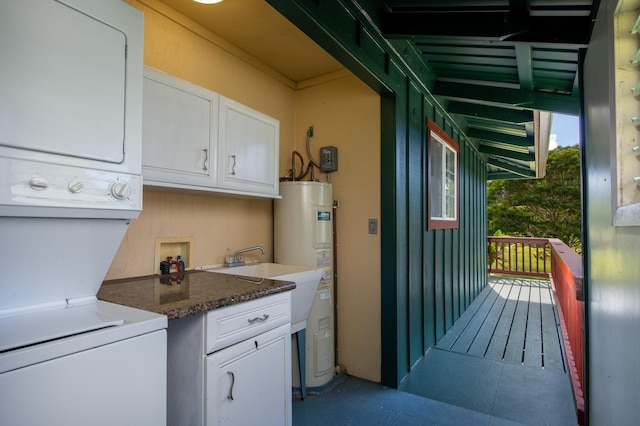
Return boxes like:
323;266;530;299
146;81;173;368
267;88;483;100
488;236;551;277
487;236;585;424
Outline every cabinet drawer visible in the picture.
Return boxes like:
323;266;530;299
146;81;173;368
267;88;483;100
206;292;290;353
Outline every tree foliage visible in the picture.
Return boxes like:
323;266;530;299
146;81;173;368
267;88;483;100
487;145;582;252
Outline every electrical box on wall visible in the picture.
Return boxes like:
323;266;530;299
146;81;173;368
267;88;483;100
320;146;338;172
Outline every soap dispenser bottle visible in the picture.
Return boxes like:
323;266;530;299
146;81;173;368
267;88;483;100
177;255;186;272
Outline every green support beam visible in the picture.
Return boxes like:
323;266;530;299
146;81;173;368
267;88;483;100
467;128;533;147
480;144;536;162
447;101;533;124
487;157;536;177
432;80;579;115
381;11;591;45
515;44;534;90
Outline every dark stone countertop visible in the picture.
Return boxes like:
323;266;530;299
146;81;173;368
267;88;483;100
97;270;296;320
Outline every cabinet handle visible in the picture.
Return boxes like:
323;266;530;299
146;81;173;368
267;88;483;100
202;149;208;171
229;155;236;175
226;371;235;401
247;314;269;324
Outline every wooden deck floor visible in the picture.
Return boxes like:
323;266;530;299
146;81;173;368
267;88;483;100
436;275;566;372
293;276;578;425
400;275;577;425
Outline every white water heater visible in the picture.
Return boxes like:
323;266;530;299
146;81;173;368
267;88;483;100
275;181;335;389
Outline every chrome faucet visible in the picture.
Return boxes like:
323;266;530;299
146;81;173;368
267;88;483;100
225;246;265;267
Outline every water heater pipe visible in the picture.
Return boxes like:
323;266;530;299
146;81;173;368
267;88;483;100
333;199;339;368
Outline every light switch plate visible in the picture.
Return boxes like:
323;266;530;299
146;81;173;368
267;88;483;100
368;218;378;234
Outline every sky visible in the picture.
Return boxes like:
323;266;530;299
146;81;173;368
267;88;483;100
549;113;580;150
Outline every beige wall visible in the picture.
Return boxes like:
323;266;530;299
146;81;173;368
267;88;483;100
106;190;273;278
107;0;296;279
108;0;381;383
295;76;381;381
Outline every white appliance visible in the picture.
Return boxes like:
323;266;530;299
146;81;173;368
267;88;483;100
274;181;335;389
0;1;167;425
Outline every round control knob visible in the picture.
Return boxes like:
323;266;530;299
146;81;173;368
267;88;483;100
68;180;85;194
28;176;48;191
110;181;131;200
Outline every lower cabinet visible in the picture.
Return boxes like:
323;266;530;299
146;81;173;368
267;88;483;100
207;324;290;425
167;292;292;426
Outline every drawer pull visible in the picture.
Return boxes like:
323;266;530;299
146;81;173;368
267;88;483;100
248;314;269;324
227;371;235;401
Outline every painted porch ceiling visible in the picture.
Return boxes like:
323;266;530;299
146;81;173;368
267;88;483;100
382;0;597;179
158;0;598;180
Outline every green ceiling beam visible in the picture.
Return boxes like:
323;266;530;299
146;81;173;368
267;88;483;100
480;145;536;162
467;128;533;146
447;101;533;124
381;12;591;45
432;80;579;114
468;120;527;135
418;44;515;58
515;44;533;90
488;171;527;180
424;53;517;67
430;70;519;85
487;157;536;178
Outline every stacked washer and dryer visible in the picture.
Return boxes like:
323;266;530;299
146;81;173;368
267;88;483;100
0;1;167;424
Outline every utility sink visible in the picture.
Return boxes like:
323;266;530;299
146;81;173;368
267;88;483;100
208;263;323;333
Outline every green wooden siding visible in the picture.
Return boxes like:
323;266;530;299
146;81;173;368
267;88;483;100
268;0;488;387
408;82;424;364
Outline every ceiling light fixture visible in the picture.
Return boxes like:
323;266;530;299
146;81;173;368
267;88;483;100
193;0;223;4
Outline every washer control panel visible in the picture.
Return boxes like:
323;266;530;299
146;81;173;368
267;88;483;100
0;157;142;215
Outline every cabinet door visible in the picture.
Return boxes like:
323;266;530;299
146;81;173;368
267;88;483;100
218;96;279;196
142;67;218;187
206;324;291;426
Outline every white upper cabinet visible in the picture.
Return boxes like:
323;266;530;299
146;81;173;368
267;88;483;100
142;67;218;188
141;68;280;198
218;96;280;197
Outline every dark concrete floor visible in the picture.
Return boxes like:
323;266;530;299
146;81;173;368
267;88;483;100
293;374;524;425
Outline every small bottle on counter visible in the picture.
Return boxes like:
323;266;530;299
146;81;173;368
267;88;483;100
177;255;186;272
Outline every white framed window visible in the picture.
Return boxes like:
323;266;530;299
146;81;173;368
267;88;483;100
427;119;459;230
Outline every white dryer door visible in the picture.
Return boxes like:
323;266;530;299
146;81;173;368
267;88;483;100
0;0;127;164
